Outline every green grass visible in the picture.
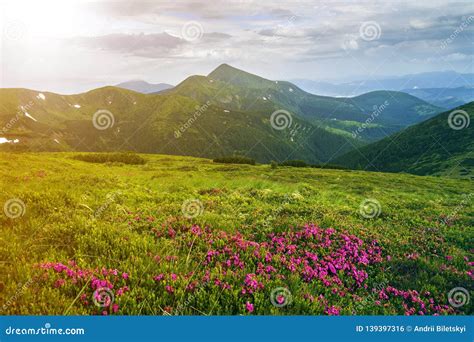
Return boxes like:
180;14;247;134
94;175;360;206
0;152;472;315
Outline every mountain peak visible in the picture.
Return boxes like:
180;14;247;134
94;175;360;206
208;63;246;77
208;63;273;88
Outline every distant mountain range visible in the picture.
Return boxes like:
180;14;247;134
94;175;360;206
169;64;441;142
0;64;457;170
115;80;173;94
335;102;473;179
292;71;474;109
401;87;473;109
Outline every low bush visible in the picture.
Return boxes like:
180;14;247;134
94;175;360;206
280;160;308;167
213;156;256;165
73;152;146;165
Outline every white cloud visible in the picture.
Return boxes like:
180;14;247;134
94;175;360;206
1;0;473;92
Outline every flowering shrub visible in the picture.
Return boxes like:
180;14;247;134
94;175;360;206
36;222;464;315
38;261;130;315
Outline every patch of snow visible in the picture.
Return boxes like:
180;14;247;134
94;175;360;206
0;137;19;144
209;79;214;83
262;97;267;101
24;112;37;122
36;93;46;100
224;110;230;113
73;104;81;108
289;87;294;92
53;139;60;144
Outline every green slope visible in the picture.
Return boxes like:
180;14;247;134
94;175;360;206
334;102;474;178
0;86;355;163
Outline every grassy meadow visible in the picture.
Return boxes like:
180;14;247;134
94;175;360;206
0;152;472;315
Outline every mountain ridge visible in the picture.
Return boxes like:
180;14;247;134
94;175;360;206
171;64;442;141
0;64;446;166
115;80;173;94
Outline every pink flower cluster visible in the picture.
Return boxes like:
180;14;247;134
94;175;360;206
151;223;388;315
201;224;384;298
378;287;453;315
38;261;130;315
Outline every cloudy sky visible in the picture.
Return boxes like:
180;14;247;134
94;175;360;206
0;0;473;93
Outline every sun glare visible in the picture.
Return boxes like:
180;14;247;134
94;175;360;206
2;0;83;37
